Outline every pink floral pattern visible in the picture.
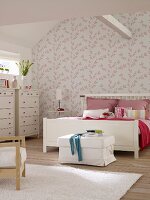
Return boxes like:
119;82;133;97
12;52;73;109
32;12;150;124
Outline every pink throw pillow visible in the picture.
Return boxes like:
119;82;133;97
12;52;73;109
87;98;118;112
115;107;132;118
117;99;148;110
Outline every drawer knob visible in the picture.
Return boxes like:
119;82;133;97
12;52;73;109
9;102;11;104
35;128;36;130
35;120;36;122
9;132;11;135
23;101;25;103
24;130;25;132
23;121;25;123
34;101;36;103
34;111;36;113
9;123;11;125
9;113;11;115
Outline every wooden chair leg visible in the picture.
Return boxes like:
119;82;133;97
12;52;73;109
16;143;20;190
16;177;20;190
22;163;26;177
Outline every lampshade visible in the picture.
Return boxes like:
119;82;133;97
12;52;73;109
56;88;62;100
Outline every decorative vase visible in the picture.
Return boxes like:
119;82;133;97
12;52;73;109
12;76;18;88
21;75;28;89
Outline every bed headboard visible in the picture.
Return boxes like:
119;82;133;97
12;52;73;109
80;93;150;111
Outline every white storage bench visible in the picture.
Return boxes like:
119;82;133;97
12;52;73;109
58;134;116;166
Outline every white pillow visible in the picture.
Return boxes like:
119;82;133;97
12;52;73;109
83;109;109;119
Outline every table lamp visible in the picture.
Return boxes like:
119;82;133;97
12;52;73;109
56;88;64;111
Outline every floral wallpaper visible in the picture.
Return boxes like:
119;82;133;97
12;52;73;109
32;12;150;125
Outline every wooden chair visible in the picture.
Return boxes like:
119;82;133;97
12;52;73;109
0;136;26;190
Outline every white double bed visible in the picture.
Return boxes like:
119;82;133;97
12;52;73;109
43;93;150;158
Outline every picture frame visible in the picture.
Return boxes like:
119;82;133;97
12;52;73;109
0;79;7;88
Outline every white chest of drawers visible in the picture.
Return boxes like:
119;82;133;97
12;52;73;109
0;89;15;136
15;89;39;137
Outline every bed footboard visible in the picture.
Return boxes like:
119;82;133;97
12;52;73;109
43;118;139;158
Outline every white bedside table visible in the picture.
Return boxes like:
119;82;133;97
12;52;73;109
48;110;70;118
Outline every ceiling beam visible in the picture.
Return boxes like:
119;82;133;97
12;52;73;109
96;15;132;39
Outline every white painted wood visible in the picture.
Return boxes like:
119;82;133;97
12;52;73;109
81;93;150;97
0;128;14;136
0;89;15;136
97;15;132;39
0;96;14;108
43;118;139;157
48;111;71;118
20;116;38;126
43;118;47;153
0;118;14;129
15;89;39;137
20;96;39;108
0;109;14;119
133;120;139;159
19;107;39;117
19;124;39;136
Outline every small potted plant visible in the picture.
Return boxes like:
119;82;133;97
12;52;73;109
16;60;33;88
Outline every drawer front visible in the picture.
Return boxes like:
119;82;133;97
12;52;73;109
0;109;14;119
0;97;14;108
0;118;14;129
0;128;15;136
0;90;14;97
20;116;39;126
19;124;39;136
20;97;39;108
20;108;39;117
19;90;39;97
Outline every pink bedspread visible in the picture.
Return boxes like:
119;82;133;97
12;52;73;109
139;120;150;149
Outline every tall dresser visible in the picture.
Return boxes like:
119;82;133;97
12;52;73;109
0;89;15;136
15;89;39;137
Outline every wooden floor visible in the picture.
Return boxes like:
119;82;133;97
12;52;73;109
26;137;150;200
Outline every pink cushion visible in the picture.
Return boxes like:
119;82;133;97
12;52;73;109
117;99;148;109
87;97;118;112
115;107;132;118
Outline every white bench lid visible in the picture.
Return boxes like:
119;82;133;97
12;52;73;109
58;134;115;148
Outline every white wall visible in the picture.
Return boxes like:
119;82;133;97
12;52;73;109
0;39;32;59
0;40;32;86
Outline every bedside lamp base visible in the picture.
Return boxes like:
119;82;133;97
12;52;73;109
57;100;64;111
57;108;64;111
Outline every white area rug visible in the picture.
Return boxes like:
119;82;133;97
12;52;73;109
0;164;141;200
